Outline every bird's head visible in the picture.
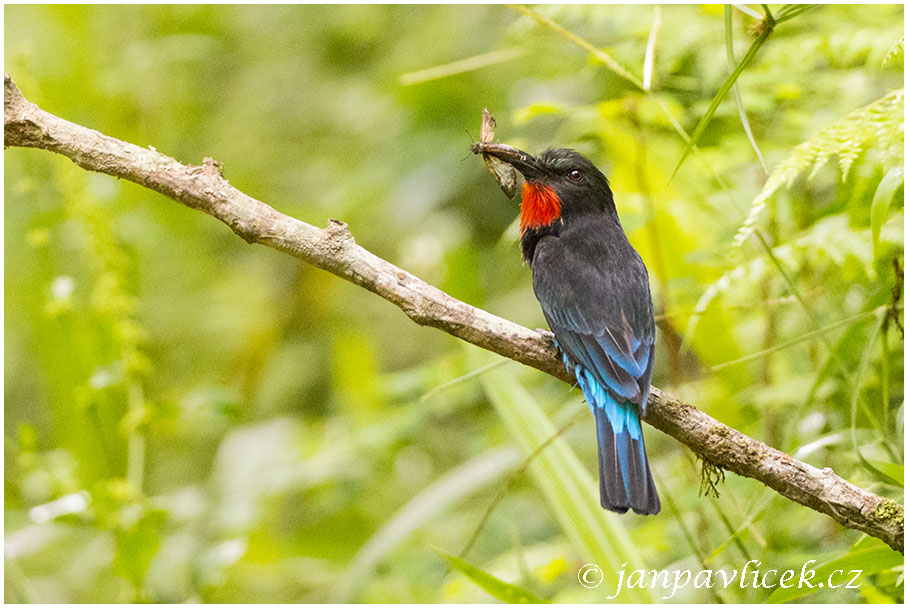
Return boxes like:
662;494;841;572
474;144;617;235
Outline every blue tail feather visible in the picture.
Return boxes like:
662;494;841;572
564;355;660;515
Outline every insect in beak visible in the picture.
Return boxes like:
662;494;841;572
474;108;518;199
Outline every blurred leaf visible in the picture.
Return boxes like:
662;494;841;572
766;541;903;603
882;35;904;67
333;329;384;419
475;349;654;603
334;447;520;602
441;552;549;603
112;508;167;589
514;103;563;124
511;4;644;89
399;48;525;86
864;460;903;487
870;166;903;262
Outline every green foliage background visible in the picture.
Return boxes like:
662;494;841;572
4;4;904;603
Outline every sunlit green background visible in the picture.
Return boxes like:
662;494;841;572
5;4;904;603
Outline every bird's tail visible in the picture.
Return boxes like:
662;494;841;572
576;369;660;515
593;402;660;515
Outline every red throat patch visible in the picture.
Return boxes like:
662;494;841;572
520;181;562;234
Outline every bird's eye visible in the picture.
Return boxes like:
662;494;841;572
568;169;583;182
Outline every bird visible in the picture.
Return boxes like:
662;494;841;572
473;142;660;515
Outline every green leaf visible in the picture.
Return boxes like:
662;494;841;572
473;348;654;603
766;542;903;603
670;25;772;181
870;166;903;261
725;6;768;173
865;460;904;487
333;448;521;601
441;552;550;603
732;89;905;249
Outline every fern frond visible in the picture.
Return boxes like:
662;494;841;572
882;35;904;68
684;213;904;344
732;89;904;249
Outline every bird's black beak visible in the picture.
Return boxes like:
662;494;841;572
471;142;545;181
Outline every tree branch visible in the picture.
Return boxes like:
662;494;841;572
4;74;902;553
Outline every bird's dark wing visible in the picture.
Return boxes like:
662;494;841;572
531;230;659;514
531;232;656;411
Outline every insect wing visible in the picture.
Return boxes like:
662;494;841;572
480;108;496;143
484;155;517;198
479;109;517;198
